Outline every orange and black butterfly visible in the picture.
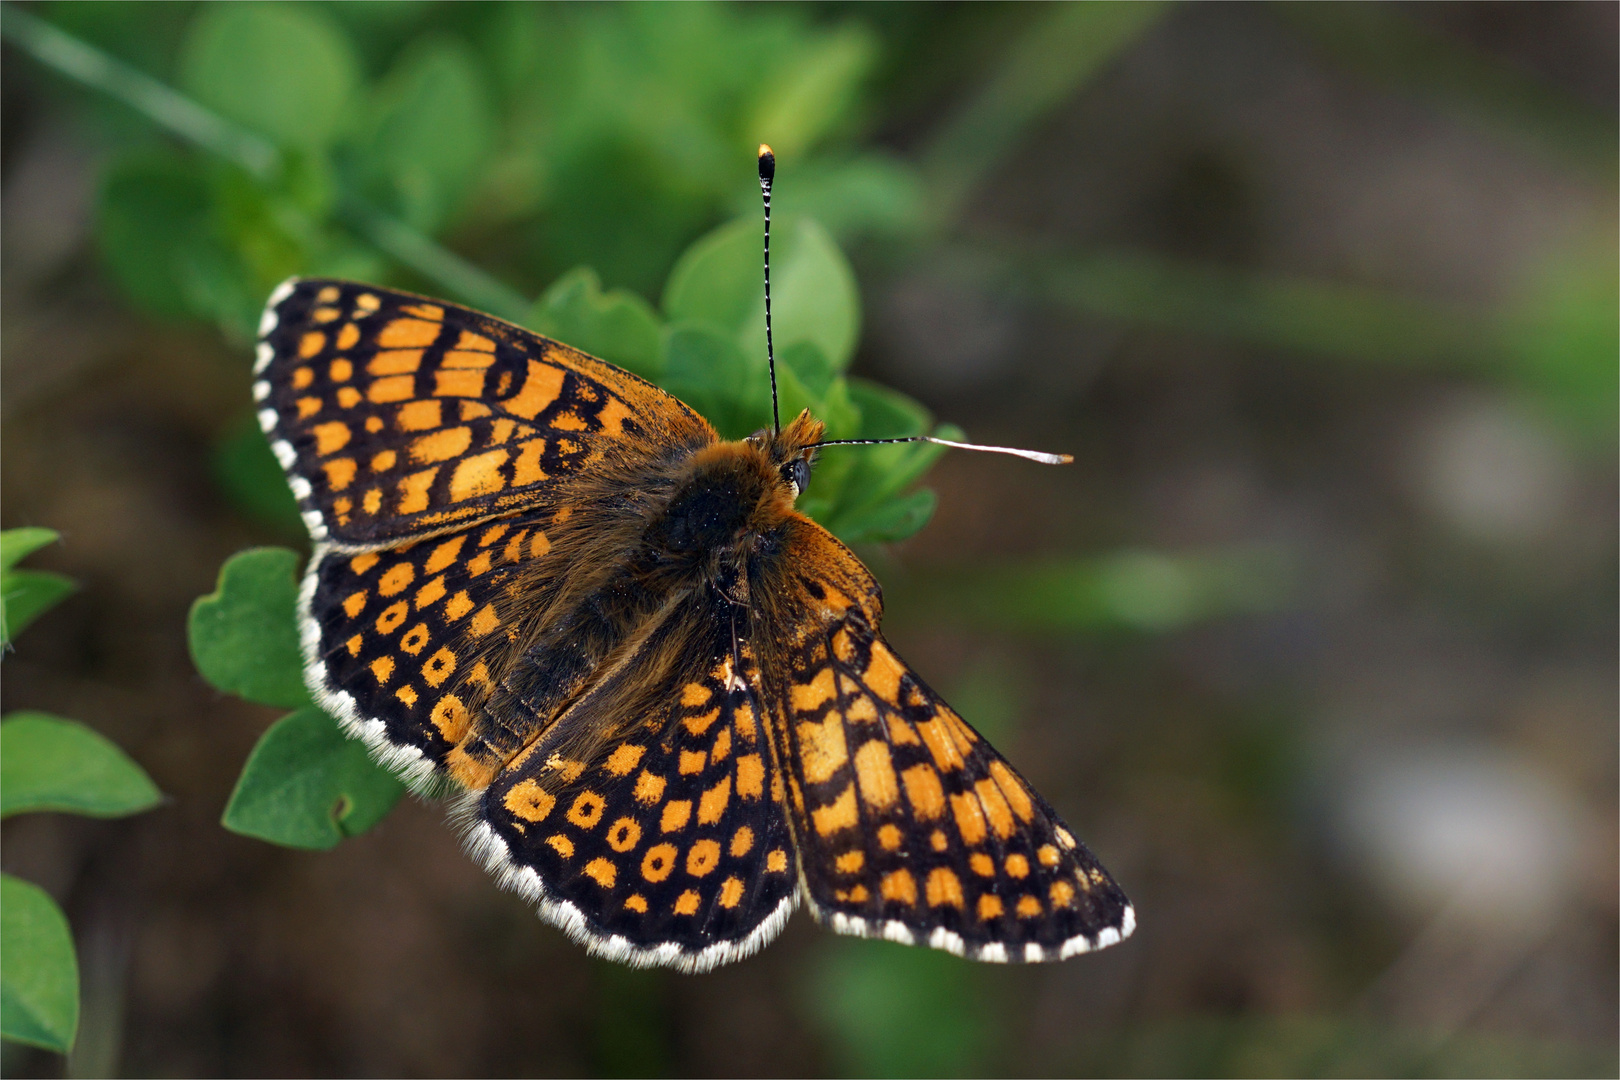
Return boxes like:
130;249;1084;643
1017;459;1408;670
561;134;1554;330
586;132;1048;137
255;146;1132;971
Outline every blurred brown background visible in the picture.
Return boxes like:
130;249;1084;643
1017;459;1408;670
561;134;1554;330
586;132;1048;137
3;2;1615;1076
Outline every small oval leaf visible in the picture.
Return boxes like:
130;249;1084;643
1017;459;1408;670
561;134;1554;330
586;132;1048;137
189;548;310;709
529;267;664;380
0;713;162;820
0;874;78;1054
0;529;59;573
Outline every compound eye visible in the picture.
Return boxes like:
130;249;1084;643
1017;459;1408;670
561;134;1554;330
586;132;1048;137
782;457;811;498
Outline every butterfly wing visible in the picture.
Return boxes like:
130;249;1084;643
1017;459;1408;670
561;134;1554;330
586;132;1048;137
754;518;1134;962
468;587;798;971
255;278;713;548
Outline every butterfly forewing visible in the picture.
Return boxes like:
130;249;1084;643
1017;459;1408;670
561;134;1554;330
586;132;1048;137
256;279;712;547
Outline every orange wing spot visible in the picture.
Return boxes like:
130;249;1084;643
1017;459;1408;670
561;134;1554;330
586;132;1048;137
549;410;587;431
596;396;633;435
1037;843;1062;867
329;358;353;382
660;800;692;833
546;834;574;858
400;623;430;654
530;531;551;558
345;634;362;656
811;782;858;837
342;590;368;618
362;488;383;514
709;726;732;765
797;714;848;785
449;449;509;500
865;642;904;703
835;850;865;874
975;779;1015;840
354;293;380;313
502;780;554;822
441;349;496;370
368;349;424;376
415;576;446;609
362;413;382;431
454;330;495;352
369;450;396;473
312;306;341;323
606;817;642;853
583;858;616;888
378;562;415;596
444;591;474;621
339;387;363;409
296;396;322;419
397;468;437;514
467;660;491;688
547;756;586;783
916;720;965;772
335;323;360;351
434;369;485;397
1056;827;1078;850
1016;895;1042;918
853;740;899;810
375;601;408;634
422;647;456;688
926;867;965;908
566;791;605;829
1005;853;1030;879
1050;880;1077;908
312;420;348;456
730;826;754;857
633;771;666;805
423;535;466;573
678;750;706;776
299;331;325;358
951;791;988;845
685;839;720;877
400;303;444;321
351;552;381;574
397;399;441;431
931;828;949;851
835;885;870;904
369;656;394;685
988;761;1035;823
624;894;648;913
881;869;918;905
469;605;499;637
378;317;440;348
734;700;756;741
680;683;710;707
478;522;510;547
502;529;530;564
603;744;646;777
292;366;315;389
673;890;702;916
315;285;341;303
332;496;353;523
430;694;469;742
844;696;878;724
766;850;788;873
503;361;566;419
792;667;837;712
900;764;946;821
510;438;548;486
736;754;765;800
462;400;494;420
641;844;677;882
718;876;745;909
410;426;473;464
467;551;493;576
697;776;731;825
395;684;418;707
878;823;903;851
977;894;1005;921
971;853;995;877
368;375;415;403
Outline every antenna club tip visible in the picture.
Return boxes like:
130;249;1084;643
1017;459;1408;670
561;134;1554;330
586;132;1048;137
757;144;775;181
1057;454;1075;465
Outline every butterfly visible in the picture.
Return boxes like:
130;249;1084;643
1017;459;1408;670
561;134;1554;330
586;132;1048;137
253;147;1132;972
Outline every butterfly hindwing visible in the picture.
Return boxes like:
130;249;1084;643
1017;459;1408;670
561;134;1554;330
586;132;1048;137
469;589;798;971
757;518;1134;962
256;278;713;547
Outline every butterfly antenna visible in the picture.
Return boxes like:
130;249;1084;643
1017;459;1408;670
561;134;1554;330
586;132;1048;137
808;435;1074;465
759;143;780;435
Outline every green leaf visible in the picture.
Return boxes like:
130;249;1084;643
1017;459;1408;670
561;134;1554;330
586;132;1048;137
661;322;771;440
2;570;77;646
188;548;310;709
211;415;305;538
746;22;877;160
832;488;939;546
178;3;359;150
663;215;860;371
221;706;405;850
0;713;162;820
0;529;59;573
0;874;78;1054
529;267;664;380
96;152;213;319
360;35;495;231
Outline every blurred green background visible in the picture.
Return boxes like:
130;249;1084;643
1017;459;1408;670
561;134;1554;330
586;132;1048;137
1;2;1614;1077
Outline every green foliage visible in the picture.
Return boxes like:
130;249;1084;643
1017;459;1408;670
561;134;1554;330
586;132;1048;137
221;706;404;850
188;549;403;849
188;547;311;710
1;528;76;646
529;267;664;381
0;713;162;819
0;875;79;1054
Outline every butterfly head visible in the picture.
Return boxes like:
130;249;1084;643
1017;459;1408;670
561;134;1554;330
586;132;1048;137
747;409;824;503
